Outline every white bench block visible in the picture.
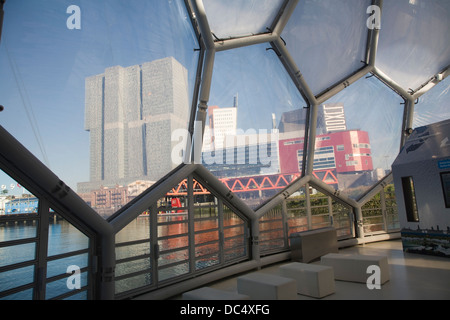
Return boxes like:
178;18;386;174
182;287;250;300
237;273;297;300
289;227;338;263
321;253;390;284
279;262;335;298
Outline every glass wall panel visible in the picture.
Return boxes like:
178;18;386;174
203;0;285;39
377;0;450;91
282;0;370;96
318;74;404;200
46;254;89;279
330;199;354;239
157;192;189;282
0;266;34;294
309;189;332;230
202;43;307;209
361;183;399;235
115;211;153;295
45;271;88;300
0;0;199;219
260;204;286;253
45;212;90;300
384;184;399;231
223;205;248;262
413;77;450;128
0;170;38;300
116;216;150;244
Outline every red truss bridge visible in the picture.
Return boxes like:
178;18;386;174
166;170;338;196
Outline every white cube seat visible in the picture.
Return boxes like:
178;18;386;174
237;273;297;300
321;253;389;284
182;287;250;300
279;262;335;298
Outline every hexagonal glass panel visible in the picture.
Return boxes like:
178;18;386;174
361;183;399;235
203;0;285;39
201;43;308;209
0;0;199;219
0;169;38;300
413;77;450;128
282;0;370;96
317;74;404;200
377;0;450;92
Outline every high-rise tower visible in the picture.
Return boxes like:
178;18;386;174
78;57;189;193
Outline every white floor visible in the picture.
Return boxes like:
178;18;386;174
192;240;450;300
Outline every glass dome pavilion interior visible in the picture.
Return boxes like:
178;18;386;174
0;0;449;300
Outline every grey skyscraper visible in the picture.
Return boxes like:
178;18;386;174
78;57;189;193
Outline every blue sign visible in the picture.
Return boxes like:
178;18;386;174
438;159;450;170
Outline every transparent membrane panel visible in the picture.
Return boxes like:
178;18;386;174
0;0;199;219
0;170;38;299
202;43;307;209
260;203;286;253
282;0;370;96
203;0;285;39
377;0;450;92
413;77;450;128
317;74;404;200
